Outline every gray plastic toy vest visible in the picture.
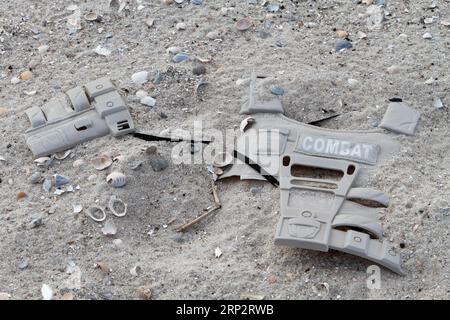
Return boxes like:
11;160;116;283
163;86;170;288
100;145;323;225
216;72;404;274
24;78;135;157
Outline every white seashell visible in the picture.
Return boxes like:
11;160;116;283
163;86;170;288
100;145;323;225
101;220;117;236
130;265;141;277
85;206;106;222
166;46;182;55
73;159;86;168
106;172;127;188
240;117;255;132
108;195;127;217
34;157;51;165
73;204;83;214
213;152;233;168
131;71;149;85
135;90;148;98
91;152;112;171
41;284;53;300
54;149;72;160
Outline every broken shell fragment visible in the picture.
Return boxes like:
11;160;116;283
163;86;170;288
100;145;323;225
106;172;127;188
34;157;52;166
73;204;83;214
86;206;106;222
19;70;33;81
144;17;155;27
41;284;53;301
101;220;117;236
108;195;127;217
53;174;70;187
240;117;255;132
72;159;86;168
235;18;252;31
213;152;233;168
91;153;112;170
54;149;72;160
84;11;100;22
130;265;141;277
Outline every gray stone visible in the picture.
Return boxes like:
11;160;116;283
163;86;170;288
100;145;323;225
150;158;169;172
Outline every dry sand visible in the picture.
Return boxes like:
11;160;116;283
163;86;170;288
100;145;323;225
0;0;449;300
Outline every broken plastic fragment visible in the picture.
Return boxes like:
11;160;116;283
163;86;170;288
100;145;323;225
379;102;420;136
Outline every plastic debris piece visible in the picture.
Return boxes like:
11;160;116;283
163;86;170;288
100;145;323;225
380;102;420;135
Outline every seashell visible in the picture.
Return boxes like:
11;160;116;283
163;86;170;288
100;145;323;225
19;70;33;81
106;172;127;188
240;117;255;132
235;18;253;31
131;71;149;85
72;159;86;168
53;174;70;187
91;152;112;171
140;96;156;107
108;195;127;217
29;172;43;184
42;179;52;192
130;265;141;277
85;206;106;222
54;149;72;160
172;52;189;63
213;152;233;168
135;90;148;98
84;11;100;22
167;46;181;55
41;284;53;301
34;157;52;166
175;22;186;30
73;204;83;213
144;17;154;27
101;219;117;236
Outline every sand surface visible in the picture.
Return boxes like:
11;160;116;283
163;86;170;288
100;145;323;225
0;0;449;299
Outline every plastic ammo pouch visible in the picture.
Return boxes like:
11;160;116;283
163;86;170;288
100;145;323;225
24;78;135;157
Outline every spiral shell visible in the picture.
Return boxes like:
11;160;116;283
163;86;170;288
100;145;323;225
106;172;127;188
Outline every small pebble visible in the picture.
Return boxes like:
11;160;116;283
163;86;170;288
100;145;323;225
132;71;149;85
30;218;44;229
386;65;400;74
335;30;348;38
250;186;262;194
175;22;186;30
424;18;434;24
347;78;359;87
172;52;189;63
150;158;169;172
167;46;181;54
17;260;29;270
38;45;49;53
140;96;156;107
191;0;203;5
335;39;352;52
54;174;70;187
270;85;285;95
423;32;432;39
18;191;27;199
206;31;220;40
433;97;443;109
192;65;206;76
42;179;52;192
29;172;42;184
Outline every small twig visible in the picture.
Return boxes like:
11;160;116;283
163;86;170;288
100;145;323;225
175;181;221;232
211;181;221;207
176;205;220;233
